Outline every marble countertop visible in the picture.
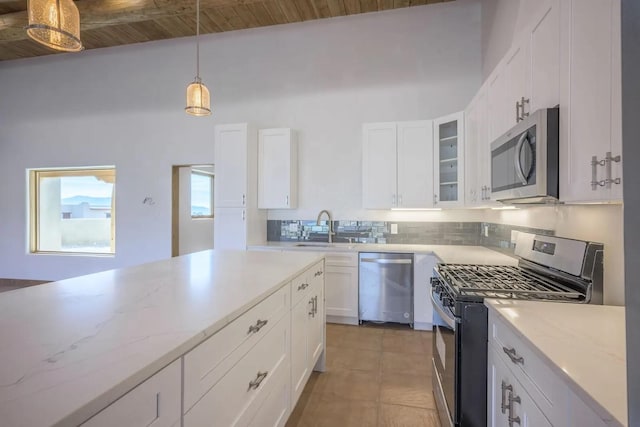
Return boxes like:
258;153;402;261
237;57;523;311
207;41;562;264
250;242;519;266
0;250;323;427
485;299;627;426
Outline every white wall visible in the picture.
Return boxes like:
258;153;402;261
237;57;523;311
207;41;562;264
0;2;482;281
481;0;547;78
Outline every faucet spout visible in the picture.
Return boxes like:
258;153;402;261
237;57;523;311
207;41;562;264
316;210;335;243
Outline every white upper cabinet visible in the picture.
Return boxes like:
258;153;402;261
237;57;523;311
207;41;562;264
487;65;510;143
215;124;248;208
505;40;532;127
258;128;297;209
559;0;622;202
530;0;561;112
397;121;435;208
362;121;435;209
433;112;464;207
362;123;398;209
465;85;496;207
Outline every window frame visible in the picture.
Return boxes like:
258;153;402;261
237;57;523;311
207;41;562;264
29;166;116;256
190;170;214;219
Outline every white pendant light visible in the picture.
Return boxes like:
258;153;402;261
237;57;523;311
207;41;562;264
185;0;212;116
26;0;83;52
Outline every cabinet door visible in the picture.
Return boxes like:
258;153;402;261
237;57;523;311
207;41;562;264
560;0;618;202
413;254;436;330
258;129;297;209
488;348;552;427
214;208;246;250
397;121;434;208
215;124;248;208
308;282;324;367
530;0;560;112
291;297;311;408
362;123;398;209
82;360;181;427
465;92;482;206
487;63;510;143
433;112;464;207
505;40;532;127
325;265;358;321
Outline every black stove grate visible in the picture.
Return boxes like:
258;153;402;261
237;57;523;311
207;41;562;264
436;264;585;301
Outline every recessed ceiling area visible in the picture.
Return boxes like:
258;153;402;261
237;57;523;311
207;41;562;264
0;0;453;61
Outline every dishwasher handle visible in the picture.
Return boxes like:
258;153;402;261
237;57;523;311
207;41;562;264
360;258;413;265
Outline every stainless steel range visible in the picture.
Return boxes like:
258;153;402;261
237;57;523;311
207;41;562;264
430;232;604;427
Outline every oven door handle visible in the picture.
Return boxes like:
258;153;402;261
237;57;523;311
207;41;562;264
514;132;529;186
431;291;456;329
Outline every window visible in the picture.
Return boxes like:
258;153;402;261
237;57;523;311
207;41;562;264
29;167;116;255
190;170;213;218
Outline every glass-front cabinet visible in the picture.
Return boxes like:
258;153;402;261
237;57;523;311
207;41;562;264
433;112;464;207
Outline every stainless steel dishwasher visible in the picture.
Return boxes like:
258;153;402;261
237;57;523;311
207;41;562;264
358;252;414;325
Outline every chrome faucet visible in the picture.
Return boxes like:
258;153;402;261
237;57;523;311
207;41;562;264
316;210;336;243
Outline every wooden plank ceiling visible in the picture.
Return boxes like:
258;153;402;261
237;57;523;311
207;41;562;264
0;0;452;61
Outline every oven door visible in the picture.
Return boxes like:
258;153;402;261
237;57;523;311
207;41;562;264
431;290;457;427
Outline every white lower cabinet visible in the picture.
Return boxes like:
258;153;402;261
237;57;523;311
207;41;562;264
488;309;612;427
184;314;290;427
291;264;325;409
324;253;358;324
488;347;552;427
81;359;181;427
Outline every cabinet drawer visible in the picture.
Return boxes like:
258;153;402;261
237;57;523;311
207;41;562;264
488;311;567;422
82;359;181;427
292;260;324;306
247;359;290;427
184;314;290;427
184;284;289;412
325;253;358;268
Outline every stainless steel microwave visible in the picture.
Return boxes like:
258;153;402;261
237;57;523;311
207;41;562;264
490;107;559;204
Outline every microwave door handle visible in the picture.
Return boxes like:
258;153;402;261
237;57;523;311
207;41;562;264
514;132;529;185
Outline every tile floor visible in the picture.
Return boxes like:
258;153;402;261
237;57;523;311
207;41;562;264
286;323;441;427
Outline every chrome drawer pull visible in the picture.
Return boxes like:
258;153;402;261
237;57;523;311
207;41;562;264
314;270;323;277
247;371;268;391
247;319;268;335
309;297;315;317
508;391;521;426
297;283;309;291
503;346;524;365
501;381;512;414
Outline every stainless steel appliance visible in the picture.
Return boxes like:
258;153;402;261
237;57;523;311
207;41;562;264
359;252;414;325
490;107;559;204
430;233;603;427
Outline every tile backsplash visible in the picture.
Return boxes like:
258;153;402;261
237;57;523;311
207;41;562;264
267;220;553;251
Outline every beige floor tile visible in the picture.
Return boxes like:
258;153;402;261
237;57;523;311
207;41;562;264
379;372;435;409
382;334;431;354
313;368;381;402
333;329;384;351
378;404;441;427
383;328;421;337
327;346;381;372
381;351;431;376
289;394;379;427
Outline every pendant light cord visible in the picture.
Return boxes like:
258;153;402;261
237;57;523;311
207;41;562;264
196;0;200;79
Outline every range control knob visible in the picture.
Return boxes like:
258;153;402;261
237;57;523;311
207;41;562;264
442;297;452;307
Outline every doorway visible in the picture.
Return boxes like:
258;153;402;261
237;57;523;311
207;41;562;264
171;164;215;257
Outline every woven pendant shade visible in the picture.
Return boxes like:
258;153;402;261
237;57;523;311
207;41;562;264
26;0;83;52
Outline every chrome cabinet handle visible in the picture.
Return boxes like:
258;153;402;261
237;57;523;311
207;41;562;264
508;391;522;426
297;283;309;291
516;100;521;123
308;297;315;317
501;381;512;414
520;97;529;120
247;319;268;335
398;194;403;206
591;156;607;190
247;371;268;391
242;193;246;206
285;195;289;206
242;209;246;220
314;270;323;277
433;194;438;205
605;152;622;188
314;295;318;315
503;346;524;365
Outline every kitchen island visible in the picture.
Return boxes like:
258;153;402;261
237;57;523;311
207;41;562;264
0;250;325;427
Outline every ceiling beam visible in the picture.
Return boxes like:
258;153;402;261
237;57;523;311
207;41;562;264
0;0;267;43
